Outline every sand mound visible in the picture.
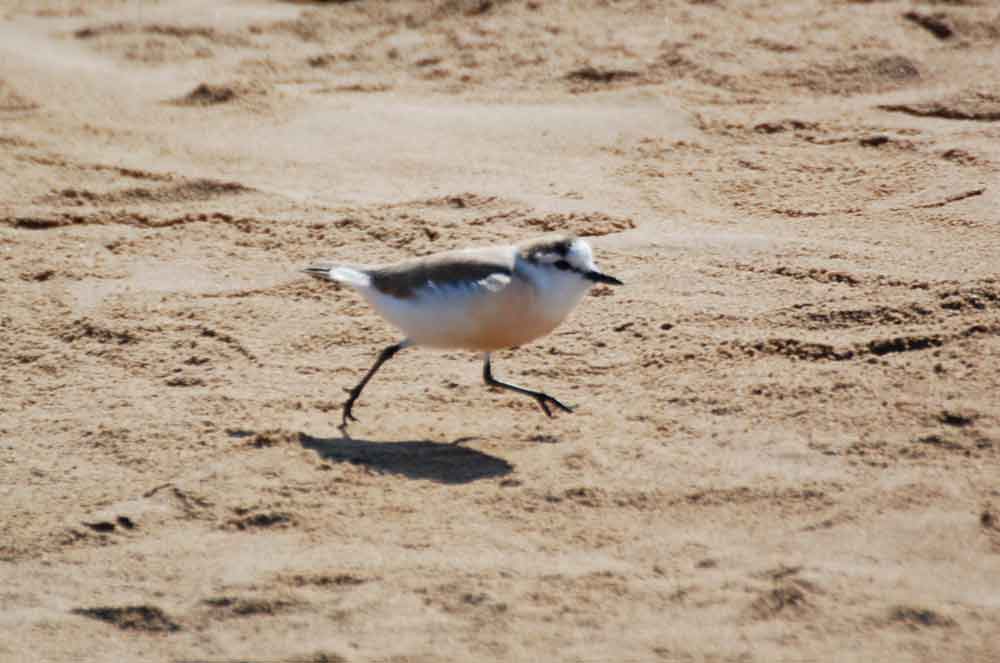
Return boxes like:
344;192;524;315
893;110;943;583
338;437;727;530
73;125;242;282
0;78;38;111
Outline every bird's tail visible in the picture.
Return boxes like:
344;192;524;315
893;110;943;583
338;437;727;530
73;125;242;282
302;263;372;288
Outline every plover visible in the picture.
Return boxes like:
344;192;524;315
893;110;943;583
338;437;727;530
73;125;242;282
304;234;622;428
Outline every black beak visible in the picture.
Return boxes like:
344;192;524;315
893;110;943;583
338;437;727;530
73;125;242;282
585;270;623;286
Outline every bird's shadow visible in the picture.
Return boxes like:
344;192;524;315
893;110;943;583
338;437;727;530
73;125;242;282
296;432;514;485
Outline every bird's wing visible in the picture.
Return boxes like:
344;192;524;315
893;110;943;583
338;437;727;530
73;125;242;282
368;249;515;300
475;272;512;293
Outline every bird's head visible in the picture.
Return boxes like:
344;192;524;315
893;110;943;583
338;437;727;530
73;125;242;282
518;234;623;287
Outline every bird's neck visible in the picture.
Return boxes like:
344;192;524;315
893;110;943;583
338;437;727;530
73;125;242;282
519;263;590;323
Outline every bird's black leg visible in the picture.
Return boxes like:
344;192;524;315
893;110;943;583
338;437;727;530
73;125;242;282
342;340;409;429
482;353;573;417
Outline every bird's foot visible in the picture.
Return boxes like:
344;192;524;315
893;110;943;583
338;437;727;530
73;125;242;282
534;393;574;417
340;387;362;429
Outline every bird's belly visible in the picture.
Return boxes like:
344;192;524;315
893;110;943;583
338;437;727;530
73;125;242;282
453;307;559;351
368;285;563;351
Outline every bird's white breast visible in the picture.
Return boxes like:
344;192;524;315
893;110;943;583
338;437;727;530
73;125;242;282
362;262;590;351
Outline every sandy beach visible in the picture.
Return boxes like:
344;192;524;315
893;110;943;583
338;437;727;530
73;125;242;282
2;1;999;661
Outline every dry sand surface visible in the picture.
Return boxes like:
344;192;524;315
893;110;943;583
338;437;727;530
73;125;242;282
2;1;1000;661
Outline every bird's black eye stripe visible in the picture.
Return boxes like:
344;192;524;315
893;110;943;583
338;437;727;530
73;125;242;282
554;260;572;271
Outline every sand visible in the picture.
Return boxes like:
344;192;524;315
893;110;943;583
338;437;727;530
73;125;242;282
2;1;999;661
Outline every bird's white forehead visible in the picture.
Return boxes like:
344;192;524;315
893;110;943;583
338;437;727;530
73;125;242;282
523;235;596;270
566;238;594;269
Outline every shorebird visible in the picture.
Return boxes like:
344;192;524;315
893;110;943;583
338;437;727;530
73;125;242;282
303;234;622;428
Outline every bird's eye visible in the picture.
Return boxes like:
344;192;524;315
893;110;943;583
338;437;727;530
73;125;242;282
554;260;572;271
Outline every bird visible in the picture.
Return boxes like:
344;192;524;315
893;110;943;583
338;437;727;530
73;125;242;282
303;234;623;429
